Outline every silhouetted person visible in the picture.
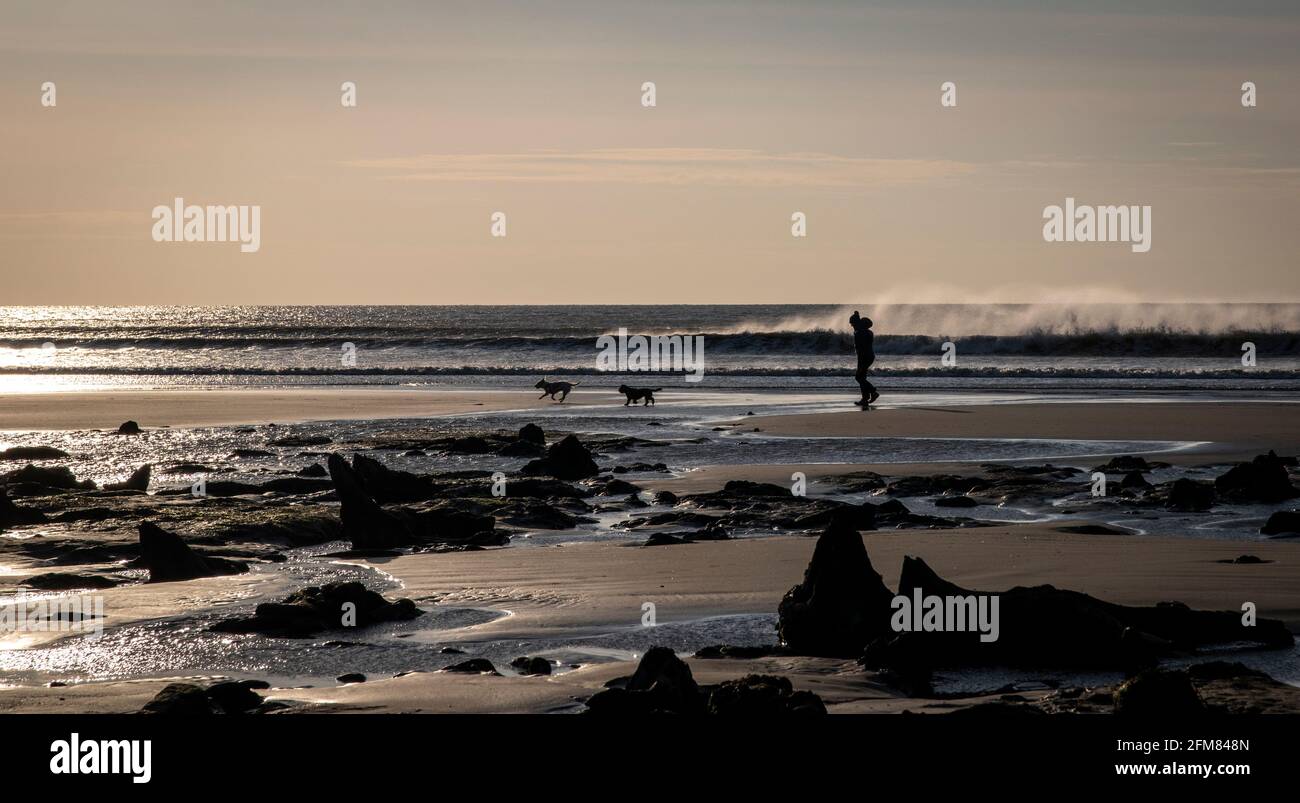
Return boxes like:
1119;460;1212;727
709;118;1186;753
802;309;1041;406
850;310;878;407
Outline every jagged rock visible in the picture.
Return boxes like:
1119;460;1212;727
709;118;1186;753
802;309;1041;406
0;446;70;460
585;647;705;715
0;487;47;528
442;659;499;675
1215;451;1299;503
1165;478;1215;511
350;453;434;502
511;656;552;676
138;522;249;583
776;511;895;657
210;581;421;638
105;464;151;492
116;420;142;435
0;464;95;491
707;674;827;715
1113;669;1207;715
1261;510;1300;536
861;555;1293;675
521;435;600;480
1120;470;1152;491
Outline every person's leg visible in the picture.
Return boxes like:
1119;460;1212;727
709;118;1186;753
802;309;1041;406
855;363;869;404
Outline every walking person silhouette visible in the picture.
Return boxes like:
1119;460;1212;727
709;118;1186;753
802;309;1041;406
850;310;879;407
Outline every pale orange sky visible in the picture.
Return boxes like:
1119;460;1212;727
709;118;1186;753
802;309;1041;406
1;0;1297;304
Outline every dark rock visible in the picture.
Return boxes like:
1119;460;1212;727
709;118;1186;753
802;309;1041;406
442;659;499;675
511;656;552;676
205;680;267;713
22;572;119;591
861;556;1293;675
1218;554;1271;564
439;647;466;655
141;683;222;715
1165;478;1215;511
0;487;47;528
518;423;545;445
1113;669;1207;715
653;491;679;506
0;464;95;491
777;511;895;657
584;647;704;715
1215;451;1299;503
116;420;142;435
521;435;600;480
624;493;648;508
336;673;367;684
643;532;688;546
1120;470;1152;491
349;453;434;502
500;502;579;529
496;440;545;457
138;522;249;583
1261;510;1300;536
210;581;421;638
297;463;327;477
105;464;151;492
707;674;827;715
0;446;70;460
1093;456;1150;473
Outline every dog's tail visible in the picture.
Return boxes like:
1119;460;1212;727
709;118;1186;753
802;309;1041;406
571;381;581;387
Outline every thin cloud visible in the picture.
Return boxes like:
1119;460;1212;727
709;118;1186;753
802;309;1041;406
344;148;977;188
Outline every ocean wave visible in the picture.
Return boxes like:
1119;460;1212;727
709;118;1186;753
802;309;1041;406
3;329;1298;357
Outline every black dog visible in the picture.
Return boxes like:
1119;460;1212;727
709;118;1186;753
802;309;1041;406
618;384;661;406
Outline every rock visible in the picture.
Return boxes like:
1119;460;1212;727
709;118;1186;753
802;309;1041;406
336;673;367;684
776;511;895;657
643;532;688;546
138;522;249;583
511;656;552;676
442;659;499;675
1093;456;1150;473
707;674;827;715
1113;669;1207;715
624;493;648;508
205;680;267;713
141;683;221;715
349;453;434;502
518;423;545;445
297;463;327;478
210;581;421;638
105;464;151;492
116;420;142;435
500;502;580;529
1261;510;1300;536
0;464;95;491
0;487;48;528
1215;451;1299;503
496;440;545;457
1165;478;1215;511
584;647;704;715
1218;554;1270;564
653;491;679;506
0;446;70;460
934;495;979;508
861;556;1293;675
22;572;119;590
521;435;600;480
1120;470;1152;491
439;647;466;655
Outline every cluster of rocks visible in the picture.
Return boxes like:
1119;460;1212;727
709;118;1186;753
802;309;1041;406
775;512;1293;681
584;647;826;715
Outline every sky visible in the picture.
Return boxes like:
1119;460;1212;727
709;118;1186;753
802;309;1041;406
1;0;1298;305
